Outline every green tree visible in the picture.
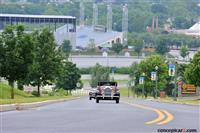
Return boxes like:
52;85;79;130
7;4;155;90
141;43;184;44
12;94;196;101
0;33;4;76
56;62;81;94
173;16;192;29
185;50;200;86
28;28;62;96
112;43;124;55
151;3;168;14
90;64;110;87
129;63;141;96
177;64;187;81
0;25;34;99
87;39;96;52
135;55;168;98
60;40;72;58
180;45;189;59
156;37;170;55
140;32;156;48
133;39;143;58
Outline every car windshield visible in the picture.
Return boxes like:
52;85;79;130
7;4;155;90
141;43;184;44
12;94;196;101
98;82;117;86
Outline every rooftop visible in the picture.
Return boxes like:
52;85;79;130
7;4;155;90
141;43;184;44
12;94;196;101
0;14;76;19
188;21;200;32
76;26;122;48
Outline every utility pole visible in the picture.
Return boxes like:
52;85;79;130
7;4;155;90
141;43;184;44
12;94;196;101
107;3;112;31
93;3;98;26
122;4;128;46
155;66;158;98
80;1;85;26
174;59;178;101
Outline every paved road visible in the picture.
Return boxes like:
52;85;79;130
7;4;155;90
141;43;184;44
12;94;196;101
1;98;199;133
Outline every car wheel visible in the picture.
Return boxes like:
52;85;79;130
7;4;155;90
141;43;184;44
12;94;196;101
89;97;92;100
96;98;99;103
116;99;119;104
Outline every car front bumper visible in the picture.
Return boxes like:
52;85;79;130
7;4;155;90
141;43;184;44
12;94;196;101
96;95;120;100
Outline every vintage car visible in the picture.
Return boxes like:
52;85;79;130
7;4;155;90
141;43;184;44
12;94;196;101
95;81;120;103
89;88;97;100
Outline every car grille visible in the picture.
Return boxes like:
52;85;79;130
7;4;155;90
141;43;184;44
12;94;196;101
104;88;112;96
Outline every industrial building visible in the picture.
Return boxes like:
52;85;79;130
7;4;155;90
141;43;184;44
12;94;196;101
76;26;123;48
0;2;128;50
0;13;77;49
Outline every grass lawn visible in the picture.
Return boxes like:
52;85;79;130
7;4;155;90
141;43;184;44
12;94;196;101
176;100;200;105
81;79;90;84
119;87;134;97
0;83;77;105
0;83;32;99
119;86;200;105
157;97;200;105
0;95;75;105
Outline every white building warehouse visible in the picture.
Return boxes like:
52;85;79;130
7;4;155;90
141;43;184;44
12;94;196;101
76;26;123;48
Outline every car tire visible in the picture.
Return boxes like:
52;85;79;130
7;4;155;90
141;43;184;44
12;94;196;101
89;97;92;100
96;98;99;103
116;99;119;104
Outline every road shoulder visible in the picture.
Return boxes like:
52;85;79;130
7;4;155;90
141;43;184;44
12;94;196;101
0;97;80;112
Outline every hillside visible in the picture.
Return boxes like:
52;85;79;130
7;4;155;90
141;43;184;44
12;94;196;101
0;83;31;99
0;0;199;32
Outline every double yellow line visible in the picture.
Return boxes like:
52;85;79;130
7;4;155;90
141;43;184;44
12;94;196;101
122;101;174;125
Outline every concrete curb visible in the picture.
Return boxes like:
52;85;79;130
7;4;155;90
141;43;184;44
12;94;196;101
0;97;80;112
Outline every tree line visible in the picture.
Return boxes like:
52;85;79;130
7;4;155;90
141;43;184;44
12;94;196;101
0;0;199;32
131;52;200;97
89;52;200;98
0;25;81;99
102;32;199;59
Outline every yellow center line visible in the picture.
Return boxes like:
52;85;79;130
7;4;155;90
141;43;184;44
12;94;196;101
145;108;165;125
122;101;173;125
157;110;174;125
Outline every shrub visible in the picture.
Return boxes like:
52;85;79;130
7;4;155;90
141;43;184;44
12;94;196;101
42;90;49;95
79;68;91;74
31;91;38;96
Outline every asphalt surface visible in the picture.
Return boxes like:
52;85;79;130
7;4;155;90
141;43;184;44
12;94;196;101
1;98;199;133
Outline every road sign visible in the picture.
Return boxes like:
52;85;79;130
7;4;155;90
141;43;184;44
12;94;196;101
169;64;176;76
181;84;196;94
139;77;144;84
76;82;81;88
151;72;156;81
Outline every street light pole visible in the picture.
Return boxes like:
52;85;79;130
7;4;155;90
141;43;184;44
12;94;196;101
128;84;130;98
155;66;158;98
133;76;136;98
142;73;145;98
174;58;178;101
